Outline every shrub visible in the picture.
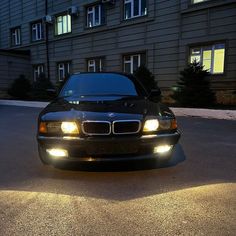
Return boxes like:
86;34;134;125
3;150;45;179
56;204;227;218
31;73;55;100
133;65;158;93
8;74;31;99
171;61;216;108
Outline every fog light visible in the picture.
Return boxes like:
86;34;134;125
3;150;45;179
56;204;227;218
154;145;173;154
46;148;68;157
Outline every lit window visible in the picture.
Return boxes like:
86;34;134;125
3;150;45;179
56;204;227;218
58;62;71;81
123;53;145;74
31;22;43;41
11;27;21;46
192;0;208;3
55;14;71;35
87;58;104;72
124;0;147;20
87;5;105;28
190;44;225;74
33;65;44;81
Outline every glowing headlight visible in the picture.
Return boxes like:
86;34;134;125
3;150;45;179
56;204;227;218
143;119;159;132
61;122;79;134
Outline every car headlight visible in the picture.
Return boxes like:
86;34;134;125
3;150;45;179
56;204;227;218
39;121;79;134
61;122;79;134
143;119;159;132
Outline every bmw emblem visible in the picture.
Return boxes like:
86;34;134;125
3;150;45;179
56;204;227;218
108;113;115;118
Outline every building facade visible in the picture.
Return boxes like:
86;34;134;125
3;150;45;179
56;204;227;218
0;0;236;104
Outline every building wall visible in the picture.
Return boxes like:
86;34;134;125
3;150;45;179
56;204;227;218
0;51;30;90
0;0;235;103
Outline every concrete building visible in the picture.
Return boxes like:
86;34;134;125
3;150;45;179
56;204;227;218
0;0;235;104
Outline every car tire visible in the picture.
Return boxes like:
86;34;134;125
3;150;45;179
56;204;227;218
38;144;50;165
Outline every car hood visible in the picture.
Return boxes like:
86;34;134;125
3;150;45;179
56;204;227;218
39;96;175;121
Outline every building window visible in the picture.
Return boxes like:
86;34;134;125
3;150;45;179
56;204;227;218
86;4;105;28
190;43;225;74
123;53;146;74
33;64;44;81
192;0;208;4
58;62;71;81
55;14;71;35
31;22;43;41
11;27;21;46
124;0;147;20
87;58;104;72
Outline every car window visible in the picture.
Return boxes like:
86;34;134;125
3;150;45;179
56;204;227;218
59;73;146;98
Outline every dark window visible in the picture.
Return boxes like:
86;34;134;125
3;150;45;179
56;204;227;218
31;21;43;41
87;58;104;72
33;64;44;81
124;0;147;20
60;73;146;98
86;4;105;28
57;61;71;81
123;53;146;74
11;27;21;46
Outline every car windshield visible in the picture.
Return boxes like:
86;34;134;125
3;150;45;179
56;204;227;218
59;73;146;98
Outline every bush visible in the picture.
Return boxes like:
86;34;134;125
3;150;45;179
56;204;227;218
133;65;158;93
31;73;55;100
171;61;216;108
8;74;31;99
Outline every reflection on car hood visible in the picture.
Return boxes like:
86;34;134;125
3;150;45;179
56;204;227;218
39;96;174;121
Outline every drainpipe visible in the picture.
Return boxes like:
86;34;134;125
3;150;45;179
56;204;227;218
45;0;50;80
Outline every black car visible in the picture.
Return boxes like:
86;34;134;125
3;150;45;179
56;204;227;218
37;72;180;166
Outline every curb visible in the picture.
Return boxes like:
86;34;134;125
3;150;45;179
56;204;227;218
0;99;235;120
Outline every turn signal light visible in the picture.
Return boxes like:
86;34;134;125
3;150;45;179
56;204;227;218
171;119;178;129
39;122;47;133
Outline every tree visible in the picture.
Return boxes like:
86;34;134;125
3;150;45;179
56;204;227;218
134;65;158;93
171;61;216;108
31;73;55;100
8;74;31;99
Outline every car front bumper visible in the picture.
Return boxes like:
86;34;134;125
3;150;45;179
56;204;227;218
37;131;180;163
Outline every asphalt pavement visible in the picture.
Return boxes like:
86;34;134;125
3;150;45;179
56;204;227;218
0;105;235;236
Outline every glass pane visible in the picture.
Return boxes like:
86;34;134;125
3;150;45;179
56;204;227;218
124;62;131;73
213;48;225;74
124;3;131;19
57;20;62;35
67;15;71;32
95;5;100;25
60;73;141;97
133;55;140;72
141;0;147;15
190;55;201;63
134;0;139;16
88;13;93;27
203;49;212;72
191;48;201;55
63;16;67;33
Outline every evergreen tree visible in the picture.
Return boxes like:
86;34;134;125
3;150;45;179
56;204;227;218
134;65;158;93
172;61;216;108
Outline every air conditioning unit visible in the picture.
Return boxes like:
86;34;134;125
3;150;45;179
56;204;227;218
102;0;115;5
67;6;79;16
42;15;54;24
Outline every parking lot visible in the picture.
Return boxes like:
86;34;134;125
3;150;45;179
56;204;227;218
0;105;235;235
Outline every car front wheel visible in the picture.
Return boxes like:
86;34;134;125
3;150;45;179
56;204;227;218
38;144;50;165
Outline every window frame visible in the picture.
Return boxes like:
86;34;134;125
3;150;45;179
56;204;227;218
11;27;21;46
189;43;226;75
87;57;104;72
123;52;146;74
55;13;72;36
33;64;44;81
31;21;43;42
124;0;147;20
57;61;71;82
86;4;105;28
191;0;209;4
